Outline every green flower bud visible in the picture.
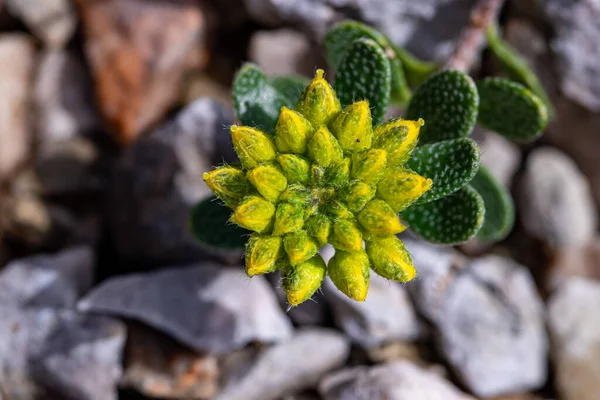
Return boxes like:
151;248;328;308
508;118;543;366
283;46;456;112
351;149;387;184
329;219;363;252
282;254;326;306
328;250;370;302
231;125;276;169
284;230;319;266
373;118;424;166
279;184;313;207
308;126;343;167
245;235;282;276
326;158;350;188
377;168;432;212
296;69;341;127
357;199;406;237
338;181;376;213
277;154;310;184
275;107;315;154
247;164;288;203
329;100;373;153
305;213;331;247
203;166;250;208
310;164;326;187
230;195;275;233
366;236;416;282
324;199;354;220
273;202;304;235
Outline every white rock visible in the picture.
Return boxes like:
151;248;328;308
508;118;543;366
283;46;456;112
479;133;521;187
6;0;76;47
249;29;313;76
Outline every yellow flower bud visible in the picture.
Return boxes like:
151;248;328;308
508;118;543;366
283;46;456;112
279;184;313;207
373;118;424;166
377;168;432;212
230;195;275;233
245;235;283;276
247;164;288;203
284;230;319;266
329;100;373;153
328;250;370;302
366;236;416;282
357;199;406;237
275;107;315;154
277;154;310;184
203;166;250;208
308;126;343;167
305;213;331;247
282;254;326;306
326;158;350;188
324;199;354;220
338;181;376;212
231;125;276;169
273;202;304;235
296;69;341;127
351;149;387;184
329;219;363;252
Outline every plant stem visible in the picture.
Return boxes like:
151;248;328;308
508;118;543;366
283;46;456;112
443;0;506;72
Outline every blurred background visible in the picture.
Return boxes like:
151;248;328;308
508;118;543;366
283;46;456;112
0;0;598;399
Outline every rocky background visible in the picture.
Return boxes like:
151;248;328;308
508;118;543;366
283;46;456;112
0;0;599;399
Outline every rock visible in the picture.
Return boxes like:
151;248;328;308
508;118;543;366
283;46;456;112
547;236;600;290
122;323;218;399
78;264;293;354
0;34;35;182
319;360;474;400
75;0;208;144
479;133;521;188
107;98;236;265
217;329;349;400
0;246;94;309
30;313;126;400
548;277;600;400
6;0;75;47
323;273;419;348
184;73;232;106
407;245;548;397
519;147;597;247
544;0;600;111
365;341;423;364
249;29;314;76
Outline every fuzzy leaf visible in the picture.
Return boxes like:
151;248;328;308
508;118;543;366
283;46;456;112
469;166;515;240
405;138;480;204
486;23;554;117
189;196;248;251
401;186;485;245
334;38;391;125
406;70;479;144
477;77;548;142
389;56;412;104
233;63;292;134
269;75;310;105
392;44;438;88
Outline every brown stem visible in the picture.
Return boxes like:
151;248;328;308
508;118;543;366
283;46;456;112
443;0;506;72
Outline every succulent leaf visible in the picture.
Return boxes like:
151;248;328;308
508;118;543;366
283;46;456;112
406;70;479;144
477;77;548;142
189;196;248;251
268;75;311;105
392;44;439;88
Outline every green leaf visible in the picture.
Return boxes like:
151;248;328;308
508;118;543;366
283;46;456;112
469;166;515;240
401;186;485;245
486;23;554;118
405;138;480;204
189;196;248;251
232;63;292;134
334;38;391;125
477;77;548;142
268;75;310;105
392;44;439;88
406;70;479;144
389;56;412;105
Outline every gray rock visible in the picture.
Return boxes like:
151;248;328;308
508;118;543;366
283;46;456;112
30;313;126;400
107;98;237;265
0;246;94;309
479;133;521;188
547;236;600;291
410;252;548;397
249;29;314;76
548;277;600;400
319;360;474;400
78;264;293;354
520;147;598;246
323;273;419;348
0;34;36;182
545;0;600;111
6;0;76;47
217;329;349;400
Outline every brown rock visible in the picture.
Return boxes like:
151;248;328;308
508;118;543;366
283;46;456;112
547;237;600;291
75;0;208;144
